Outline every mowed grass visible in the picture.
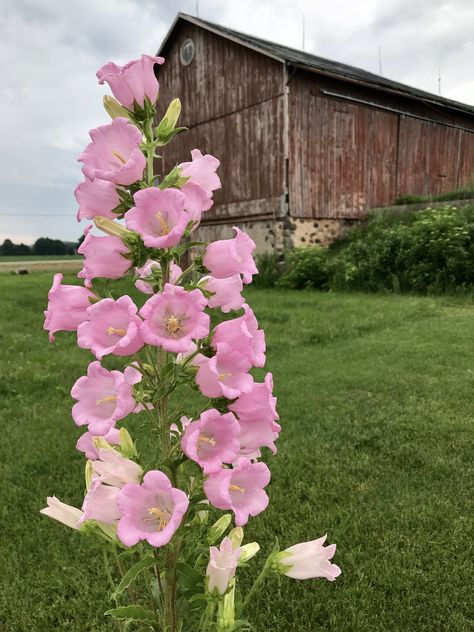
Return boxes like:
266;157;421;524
0;271;473;631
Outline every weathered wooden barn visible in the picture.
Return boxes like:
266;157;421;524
157;13;474;252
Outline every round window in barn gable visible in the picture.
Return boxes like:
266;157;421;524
180;39;195;66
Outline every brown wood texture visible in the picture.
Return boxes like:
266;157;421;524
289;73;474;218
158;21;286;221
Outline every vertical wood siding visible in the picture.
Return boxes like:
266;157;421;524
289;73;474;218
158;22;286;221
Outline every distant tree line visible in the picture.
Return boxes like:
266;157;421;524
0;237;83;256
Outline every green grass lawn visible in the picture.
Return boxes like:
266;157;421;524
0;272;473;631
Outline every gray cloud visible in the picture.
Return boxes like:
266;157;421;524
1;0;473;244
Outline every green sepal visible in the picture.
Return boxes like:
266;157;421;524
159;166;190;190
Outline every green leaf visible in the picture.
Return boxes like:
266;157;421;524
105;605;157;624
111;557;157;600
177;561;204;593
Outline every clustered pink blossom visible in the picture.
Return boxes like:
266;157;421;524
41;50;339;630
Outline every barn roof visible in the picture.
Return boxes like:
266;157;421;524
159;13;474;117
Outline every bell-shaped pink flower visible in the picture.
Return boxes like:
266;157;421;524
228;373;279;424
279;535;341;581
116;470;189;547
139;283;209;353
91;447;142;488
201;274;244;313
203;227;258;284
78;117;146;185
97;55;165;109
77;295;144;359
206;537;241;595
81;480;121;524
76;427;122;460
180;181;213;225
178;149;221;197
135;259;182;294
212;304;266;368
43;273;95;342
181;409;240;474
78;225;131;283
195;343;253;399
204;457;271;526
125;187;188;249
40;496;83;529
75;177;120;222
71;361;140;435
237;416;281;456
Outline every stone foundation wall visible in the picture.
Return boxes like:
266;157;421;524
197;216;356;253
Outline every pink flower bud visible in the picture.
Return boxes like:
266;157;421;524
91;448;142;488
206;537;241;595
279;535;341;581
40;496;83;530
81;481;121;524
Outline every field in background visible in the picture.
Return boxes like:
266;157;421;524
0;272;473;631
0;256;82;273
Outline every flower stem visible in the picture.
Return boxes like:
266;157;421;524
241;554;274;616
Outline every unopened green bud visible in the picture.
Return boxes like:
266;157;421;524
119;427;137;459
208;514;232;543
103;95;132;120
94;216;134;238
93;436;113;452
239;542;260;564
228;526;244;548
85;460;94;490
155;98;186;146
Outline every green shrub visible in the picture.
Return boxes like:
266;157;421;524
277;205;474;294
277;246;330;289
253;252;283;287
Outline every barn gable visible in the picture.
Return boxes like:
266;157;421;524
156;13;474;251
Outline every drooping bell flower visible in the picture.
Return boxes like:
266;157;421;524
181;409;240;474
76;427;122;460
212;304;266;368
178;149;221;197
40;496;83;530
204;458;271;526
81;480;121;524
77;295;144;359
97;55;165;109
75;177;120;222
135;259;182;295
71;361;140;434
206;537;241;595
237;416;281;457
78;225;131;284
203;227;258;284
276;535;341;581
195;343;253;399
43;273;95;342
200;274;244;313
78;117;146;186
139;283;209;353
116;470;189;547
125;187;188;249
180;181;213;225
228;373;279;425
90;447;142;488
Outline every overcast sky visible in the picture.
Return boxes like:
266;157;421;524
1;0;473;244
